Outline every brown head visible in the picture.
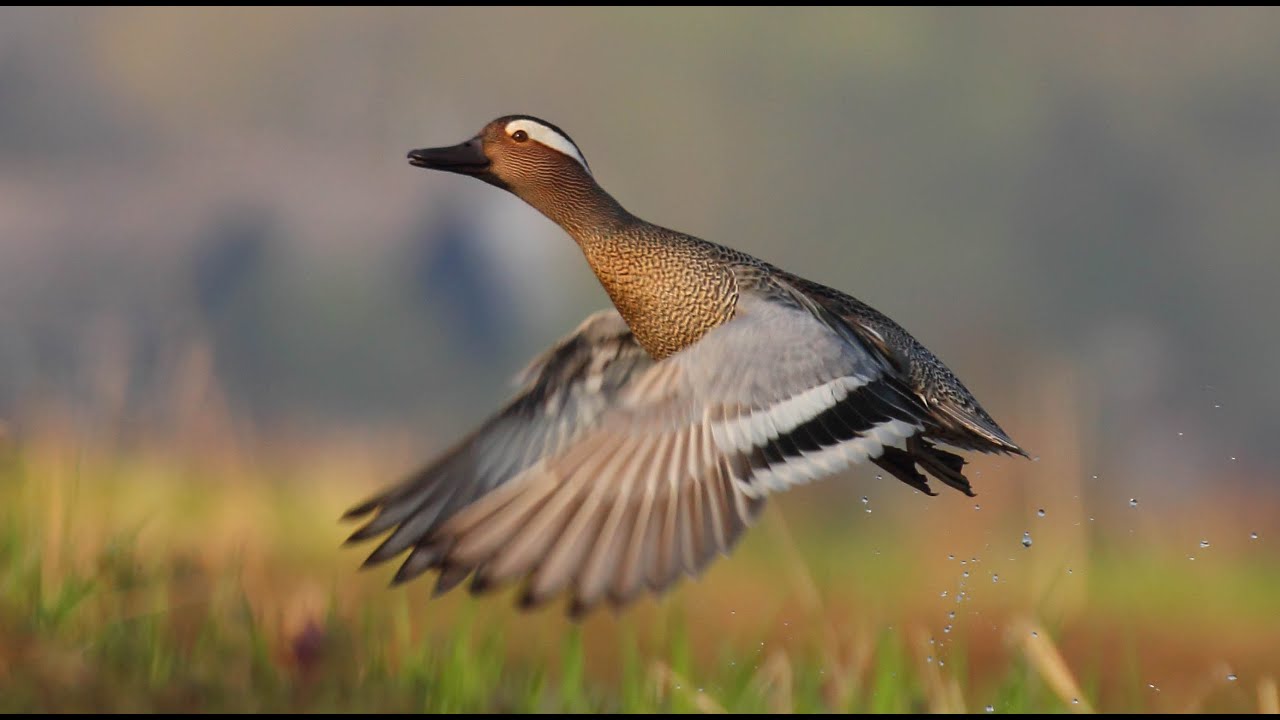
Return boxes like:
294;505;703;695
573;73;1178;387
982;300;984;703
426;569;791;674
408;115;631;237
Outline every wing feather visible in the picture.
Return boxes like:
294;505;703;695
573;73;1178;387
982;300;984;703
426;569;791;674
347;290;992;617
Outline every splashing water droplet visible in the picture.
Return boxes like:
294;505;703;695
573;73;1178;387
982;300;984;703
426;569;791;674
1021;532;1033;549
1129;498;1138;508
1037;508;1046;518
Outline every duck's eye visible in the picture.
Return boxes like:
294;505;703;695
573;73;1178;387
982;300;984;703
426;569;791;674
511;130;528;142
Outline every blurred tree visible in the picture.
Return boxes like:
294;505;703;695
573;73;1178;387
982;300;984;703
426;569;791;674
404;201;516;364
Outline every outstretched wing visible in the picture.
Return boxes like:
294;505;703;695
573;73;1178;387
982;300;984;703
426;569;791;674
343;309;653;586
351;288;940;617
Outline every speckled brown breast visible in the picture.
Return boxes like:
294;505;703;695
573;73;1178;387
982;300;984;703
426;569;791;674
579;228;739;359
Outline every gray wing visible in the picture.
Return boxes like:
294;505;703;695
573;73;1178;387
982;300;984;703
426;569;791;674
389;290;937;617
777;270;1025;456
343;309;653;590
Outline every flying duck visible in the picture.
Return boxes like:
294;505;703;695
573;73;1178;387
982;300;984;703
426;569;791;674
344;115;1027;618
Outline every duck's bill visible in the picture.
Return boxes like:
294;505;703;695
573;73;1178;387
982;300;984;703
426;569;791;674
407;138;490;175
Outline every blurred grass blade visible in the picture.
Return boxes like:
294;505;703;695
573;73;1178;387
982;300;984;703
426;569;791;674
1014;618;1092;713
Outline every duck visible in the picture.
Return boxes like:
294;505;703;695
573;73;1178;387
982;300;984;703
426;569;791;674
344;114;1027;618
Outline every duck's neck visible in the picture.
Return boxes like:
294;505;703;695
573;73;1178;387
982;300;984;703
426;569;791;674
524;180;738;359
525;177;636;245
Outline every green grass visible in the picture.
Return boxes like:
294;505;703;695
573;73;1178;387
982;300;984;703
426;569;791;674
0;440;1275;713
0;551;1057;713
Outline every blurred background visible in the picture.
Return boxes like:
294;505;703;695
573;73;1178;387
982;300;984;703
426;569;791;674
1;7;1278;713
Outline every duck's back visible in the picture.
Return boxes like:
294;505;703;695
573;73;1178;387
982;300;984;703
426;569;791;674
768;268;1023;455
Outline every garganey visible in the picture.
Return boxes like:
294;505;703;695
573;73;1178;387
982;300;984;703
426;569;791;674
345;115;1027;617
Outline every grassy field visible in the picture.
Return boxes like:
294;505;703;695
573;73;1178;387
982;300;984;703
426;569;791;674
1;425;1277;713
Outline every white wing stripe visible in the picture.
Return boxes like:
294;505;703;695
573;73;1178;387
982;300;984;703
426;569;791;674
710;375;870;454
751;418;919;491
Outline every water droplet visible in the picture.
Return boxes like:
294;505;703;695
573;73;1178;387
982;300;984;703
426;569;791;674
1178;431;1184;437
865;508;872;514
1214;403;1221;409
1072;698;1080;705
1251;532;1259;540
940;590;948;597
963;571;970;578
943;624;952;634
1229;456;1237;461
992;574;999;583
1129;498;1138;508
1067;568;1073;575
1021;531;1033;548
948;553;955;560
974;504;982;511
1030;630;1038;638
861;496;869;504
985;705;995;713
1148;683;1160;692
1199;540;1210;549
926;655;933;664
1037;508;1046;518
1227;673;1238;682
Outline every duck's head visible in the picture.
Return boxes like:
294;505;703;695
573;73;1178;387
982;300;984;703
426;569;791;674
408;115;593;197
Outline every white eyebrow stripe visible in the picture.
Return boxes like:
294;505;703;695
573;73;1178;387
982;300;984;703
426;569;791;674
504;119;591;173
